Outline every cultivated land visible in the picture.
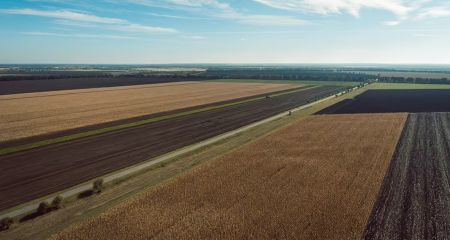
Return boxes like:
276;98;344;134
0;77;198;95
317;89;450;114
364;113;450;240
350;71;450;79
0;86;342;211
0;81;297;142
0;87;363;240
51;113;406;240
209;79;362;86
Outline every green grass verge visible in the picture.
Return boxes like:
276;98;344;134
371;82;450;89
208;79;362;86
0;86;311;156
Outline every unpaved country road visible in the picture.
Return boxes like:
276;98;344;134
364;112;450;240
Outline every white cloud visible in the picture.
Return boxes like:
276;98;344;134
1;8;126;24
416;6;450;19
221;12;307;26
252;0;416;17
127;0;307;26
184;35;205;40
384;20;402;26
22;31;137;39
0;8;177;33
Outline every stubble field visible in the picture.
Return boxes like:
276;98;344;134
51;113;406;240
0;81;296;142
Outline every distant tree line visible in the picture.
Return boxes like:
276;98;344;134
203;68;373;82
378;76;450;84
1;67;449;85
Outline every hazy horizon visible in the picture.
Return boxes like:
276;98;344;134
1;0;450;64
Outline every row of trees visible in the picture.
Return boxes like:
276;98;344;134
0;179;104;231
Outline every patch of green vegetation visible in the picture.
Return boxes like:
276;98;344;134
371;82;450;89
208;79;362;86
0;86;308;156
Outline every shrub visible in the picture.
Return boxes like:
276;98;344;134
51;195;64;209
0;217;14;231
93;179;104;194
37;201;51;215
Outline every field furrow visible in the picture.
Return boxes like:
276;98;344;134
364;113;450;240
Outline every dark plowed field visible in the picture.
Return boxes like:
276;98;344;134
364;113;450;240
0;77;195;95
0;86;343;211
317;90;450;114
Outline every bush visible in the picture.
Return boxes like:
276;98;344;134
93;179;104;194
37;201;51;215
51;195;64;209
0;217;13;231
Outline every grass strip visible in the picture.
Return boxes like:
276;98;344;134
0;86;312;156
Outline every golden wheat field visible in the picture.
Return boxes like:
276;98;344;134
51;113;406;240
0;81;296;142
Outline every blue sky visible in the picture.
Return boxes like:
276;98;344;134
1;0;450;64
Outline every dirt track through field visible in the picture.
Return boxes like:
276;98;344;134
364;113;450;240
0;81;296;142
0;86;342;211
50;113;406;240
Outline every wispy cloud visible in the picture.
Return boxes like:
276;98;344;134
252;0;450;26
384;20;402;26
0;8;177;33
1;8;126;24
252;0;416;17
148;12;208;20
127;0;307;26
416;6;450;20
184;35;205;40
22;31;137;39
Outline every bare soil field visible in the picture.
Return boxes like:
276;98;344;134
0;81;296;142
318;89;450;114
50;113;406;240
0;86;342;211
364;113;450;240
0;76;201;95
350;71;450;79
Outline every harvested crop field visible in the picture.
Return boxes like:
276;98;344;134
0;81;297;142
0;86;343;211
51;113;407;240
364;113;450;240
317;89;450;114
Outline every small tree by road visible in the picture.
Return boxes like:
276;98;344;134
93;179;104;194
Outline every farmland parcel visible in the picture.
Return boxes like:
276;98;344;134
318;89;450;114
0;81;296;142
364;113;450;240
0;86;341;211
51;113;406;240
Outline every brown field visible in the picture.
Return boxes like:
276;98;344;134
51;113;406;240
0;81;296;142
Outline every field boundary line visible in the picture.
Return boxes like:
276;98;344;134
0;86;314;156
0;86;352;219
